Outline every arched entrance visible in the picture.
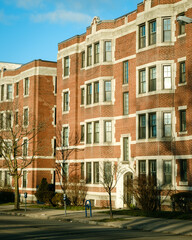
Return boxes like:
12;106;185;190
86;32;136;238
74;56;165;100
123;172;133;207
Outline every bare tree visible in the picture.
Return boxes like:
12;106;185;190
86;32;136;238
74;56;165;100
54;121;86;205
0;106;44;210
100;161;124;219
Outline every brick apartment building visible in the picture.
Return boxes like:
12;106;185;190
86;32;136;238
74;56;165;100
0;60;57;201
56;0;192;208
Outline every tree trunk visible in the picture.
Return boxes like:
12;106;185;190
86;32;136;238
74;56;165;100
109;191;113;219
14;175;20;210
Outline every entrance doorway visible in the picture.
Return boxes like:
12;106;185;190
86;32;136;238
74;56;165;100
123;172;133;207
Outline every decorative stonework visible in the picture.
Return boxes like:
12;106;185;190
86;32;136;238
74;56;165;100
91;16;100;34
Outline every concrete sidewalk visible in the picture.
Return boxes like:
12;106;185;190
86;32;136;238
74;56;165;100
0;205;192;237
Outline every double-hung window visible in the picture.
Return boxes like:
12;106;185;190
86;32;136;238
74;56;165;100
7;84;12;100
86;162;92;183
123;137;129;162
139;160;146;178
163;113;171;137
81;125;85;142
180;62;186;83
179;13;185;35
123;61;129;84
64;56;69;77
24;78;29;96
149;160;157;183
163;160;172;184
123;92;129;115
139;114;146;139
24;108;28;127
63;92;69;112
87;123;92;144
149;113;156;138
87;45;92;66
81;51;85;68
94;82;99;103
163;18;171;42
104;162;112;183
87;84;92;105
149;67;156;91
94;42;99;64
104;41;112;62
23;171;27;188
81;88;85;105
104;121;112;143
163;65;171;89
139;69;146;94
6;112;11;129
81;163;84;180
16;82;19;96
139;24;146;49
23;139;28;157
63;127;69;147
180;159;187;182
94;122;99;143
149;20;156;45
104;81;111;102
93;162;99;184
180;110;186;132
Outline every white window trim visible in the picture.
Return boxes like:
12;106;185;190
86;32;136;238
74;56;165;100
62;56;70;79
23;77;30;97
120;134;131;163
62;124;69;148
22;137;28;157
22;170;27;189
23;106;29;128
62;89;70;114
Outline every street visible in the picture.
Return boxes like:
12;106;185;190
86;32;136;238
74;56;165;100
0;215;191;240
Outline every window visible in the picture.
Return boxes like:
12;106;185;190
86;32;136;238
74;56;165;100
149;160;156;183
163;65;171;89
163;18;171;42
64;56;69;77
180;159;187;182
54;77;57;94
149;67;156;91
104;162;112;183
149;113;156;138
54;107;56;126
63;92;69;112
123;137;129;161
0;113;3;129
0;140;2;158
139;69;146;94
87;45;92;66
179;13;185;35
7;84;12;100
104;81;111;102
123;92;129;115
87;123;92;144
86;162;91;183
23;171;27;188
87;84;92;105
62;163;68;178
0;171;2;186
104;41;112;62
81;125;84;142
81;162;84;180
23;139;28;156
24;108;28;127
180;110;186;132
81;51;85;68
180;62;186;83
16;82;19;96
104;121;112;143
163;113;171;137
5;171;10;187
53;138;56;157
139;160;146;177
81;88;85;105
139;114;146;139
6;112;11;129
149;20;156;45
123;61;129;84
1;85;4;101
94;42;99;64
24;78;29;96
93;162;99;184
94;121;99;143
63;127;69;147
163;160;172;184
139;24;146;48
94;82;99;103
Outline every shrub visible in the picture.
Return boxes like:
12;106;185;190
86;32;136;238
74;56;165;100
0;188;14;203
52;193;71;206
35;178;55;204
171;192;192;212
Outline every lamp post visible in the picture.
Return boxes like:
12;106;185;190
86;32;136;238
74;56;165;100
177;16;192;24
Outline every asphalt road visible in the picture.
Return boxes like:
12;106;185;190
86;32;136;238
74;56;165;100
0;215;191;240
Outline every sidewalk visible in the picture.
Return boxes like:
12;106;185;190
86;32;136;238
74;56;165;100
0;205;192;236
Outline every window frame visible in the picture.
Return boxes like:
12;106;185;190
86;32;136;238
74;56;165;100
94;82;99;103
24;78;29;96
87;45;92;67
87;123;92;144
149;66;156;92
93;162;99;184
180;61;186;83
94;42;100;64
180;159;187;182
23;171;27;188
163;18;171;42
104;121;112;143
180;109;186;132
149;20;156;45
139;114;146;139
86;162;92;184
81;51;85;68
139;69;146;94
163;112;172;137
123;61;129;84
163;65;171;89
123;92;129;115
104;41;112;62
94;121;99;143
63;91;69;112
23;108;29;127
7;84;12;100
64;56;69;77
163;160;172;185
139;24;146;49
104;80;111;102
123;137;129;162
62;127;69;147
149;113;156;138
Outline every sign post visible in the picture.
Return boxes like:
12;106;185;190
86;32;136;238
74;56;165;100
24;192;27;212
63;193;67;216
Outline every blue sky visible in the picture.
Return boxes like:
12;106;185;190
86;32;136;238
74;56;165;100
0;0;141;64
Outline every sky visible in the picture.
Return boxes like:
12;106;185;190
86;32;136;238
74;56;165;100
0;0;142;64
